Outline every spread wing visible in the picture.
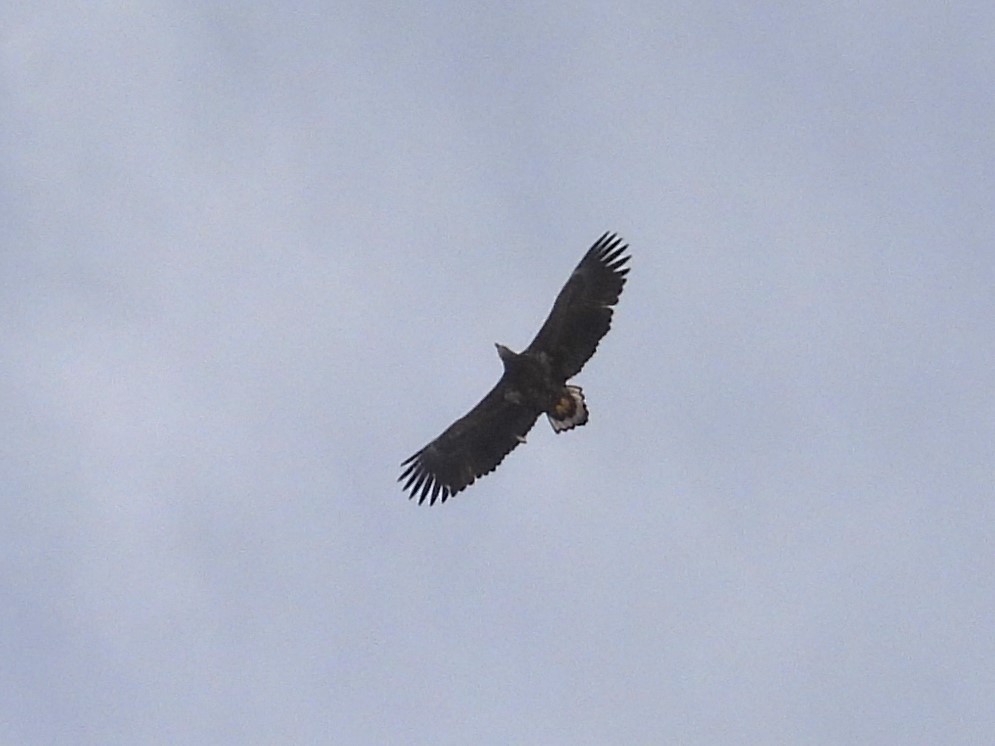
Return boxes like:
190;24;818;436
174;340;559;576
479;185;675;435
399;379;540;505
525;232;630;380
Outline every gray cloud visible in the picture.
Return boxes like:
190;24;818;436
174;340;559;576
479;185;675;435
2;3;993;743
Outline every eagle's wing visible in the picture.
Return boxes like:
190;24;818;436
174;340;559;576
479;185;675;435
525;233;630;380
399;380;540;505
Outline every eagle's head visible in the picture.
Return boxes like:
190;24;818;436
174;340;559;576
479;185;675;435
495;343;518;365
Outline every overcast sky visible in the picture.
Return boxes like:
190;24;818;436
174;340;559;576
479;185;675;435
3;3;994;744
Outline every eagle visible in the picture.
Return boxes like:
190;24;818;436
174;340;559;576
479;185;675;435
399;232;630;505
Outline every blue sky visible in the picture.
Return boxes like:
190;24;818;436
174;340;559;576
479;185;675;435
3;3;994;743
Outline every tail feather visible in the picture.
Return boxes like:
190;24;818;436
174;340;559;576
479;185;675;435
548;385;589;433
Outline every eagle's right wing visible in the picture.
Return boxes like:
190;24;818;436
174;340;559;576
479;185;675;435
524;233;630;381
399;380;540;505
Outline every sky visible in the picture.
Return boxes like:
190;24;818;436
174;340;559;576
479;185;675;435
2;2;994;743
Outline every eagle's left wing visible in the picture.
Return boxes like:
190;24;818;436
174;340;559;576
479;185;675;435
399;379;540;505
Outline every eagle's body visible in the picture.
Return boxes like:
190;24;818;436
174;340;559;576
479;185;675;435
494;344;589;433
399;233;630;505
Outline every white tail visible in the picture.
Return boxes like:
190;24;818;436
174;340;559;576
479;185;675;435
548;385;589;433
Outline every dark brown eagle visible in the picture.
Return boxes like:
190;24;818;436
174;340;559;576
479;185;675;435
399;232;631;505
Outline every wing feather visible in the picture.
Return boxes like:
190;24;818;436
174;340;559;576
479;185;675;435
525;232;630;379
398;379;540;505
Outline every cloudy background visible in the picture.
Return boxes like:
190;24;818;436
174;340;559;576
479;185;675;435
3;3;994;743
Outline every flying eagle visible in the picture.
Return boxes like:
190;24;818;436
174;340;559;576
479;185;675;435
399;232;631;505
